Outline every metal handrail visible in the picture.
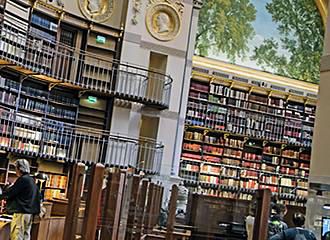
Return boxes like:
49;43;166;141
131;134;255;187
0;105;163;174
0;23;172;108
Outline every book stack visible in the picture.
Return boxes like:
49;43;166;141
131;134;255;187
181;78;315;206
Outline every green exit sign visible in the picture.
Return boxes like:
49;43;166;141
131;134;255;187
87;96;97;103
96;35;106;44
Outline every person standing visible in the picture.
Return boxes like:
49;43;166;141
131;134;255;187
270;213;317;240
268;203;288;237
0;159;41;240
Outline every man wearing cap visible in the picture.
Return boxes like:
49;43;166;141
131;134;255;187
0;159;41;240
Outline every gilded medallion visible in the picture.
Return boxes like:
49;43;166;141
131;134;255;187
78;0;114;23
146;2;182;41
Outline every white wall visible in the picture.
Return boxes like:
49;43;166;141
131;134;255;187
111;0;200;181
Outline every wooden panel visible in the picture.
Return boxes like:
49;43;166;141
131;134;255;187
63;163;85;240
134;180;149;240
144;182;155;234
48;218;65;240
81;163;105;240
166;185;179;240
100;170;121;240
253;189;271;240
125;176;140;240
112;172;126;239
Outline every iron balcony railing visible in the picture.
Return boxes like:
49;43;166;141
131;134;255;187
0;106;163;174
0;24;172;109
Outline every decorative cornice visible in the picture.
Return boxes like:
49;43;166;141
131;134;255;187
192;56;319;94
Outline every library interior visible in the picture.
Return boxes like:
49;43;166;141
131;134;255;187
0;0;328;239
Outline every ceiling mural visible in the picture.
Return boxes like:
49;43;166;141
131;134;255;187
195;0;324;83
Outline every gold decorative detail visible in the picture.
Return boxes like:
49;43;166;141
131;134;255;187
78;0;114;23
146;0;183;41
34;0;64;12
249;86;254;94
229;81;234;89
132;0;142;25
315;0;327;27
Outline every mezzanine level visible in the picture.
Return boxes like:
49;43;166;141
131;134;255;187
0;105;164;174
0;24;172;109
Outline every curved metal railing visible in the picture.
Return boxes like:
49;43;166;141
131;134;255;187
0;106;163;174
0;24;172;108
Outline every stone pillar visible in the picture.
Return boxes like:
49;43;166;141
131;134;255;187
307;1;330;238
115;0;203;210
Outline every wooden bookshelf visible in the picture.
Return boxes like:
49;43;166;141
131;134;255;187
181;78;315;207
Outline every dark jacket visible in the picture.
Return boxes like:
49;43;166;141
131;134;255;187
1;174;41;214
270;227;317;240
268;215;288;237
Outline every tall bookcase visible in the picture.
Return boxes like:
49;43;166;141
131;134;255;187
180;77;316;207
0;72;76;203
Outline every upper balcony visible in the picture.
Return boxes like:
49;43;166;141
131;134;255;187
0;24;172;109
0;106;163;174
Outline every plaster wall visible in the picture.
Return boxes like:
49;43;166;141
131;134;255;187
111;0;198;179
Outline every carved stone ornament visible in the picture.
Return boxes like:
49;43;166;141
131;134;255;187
146;0;183;42
131;0;142;25
78;0;114;23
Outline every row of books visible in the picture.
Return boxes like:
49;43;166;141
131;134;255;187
181;163;199;172
187;118;312;147
182;152;309;171
0;77;79;106
44;189;65;200
0;134;69;158
46;174;67;189
206;83;310;113
13;127;42;140
42;145;67;158
187;178;308;198
18;97;76;120
0;90;16;105
31;14;58;32
183;133;310;162
30;26;56;43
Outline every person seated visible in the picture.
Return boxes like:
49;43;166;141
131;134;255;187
268;203;288;237
270;213;316;240
323;231;330;240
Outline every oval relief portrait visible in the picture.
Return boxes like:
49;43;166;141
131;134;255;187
146;3;181;42
78;0;114;23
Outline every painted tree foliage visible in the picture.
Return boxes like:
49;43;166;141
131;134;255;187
251;0;324;83
195;0;256;62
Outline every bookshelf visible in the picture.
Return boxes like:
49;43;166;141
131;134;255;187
181;78;315;207
0;76;78;122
